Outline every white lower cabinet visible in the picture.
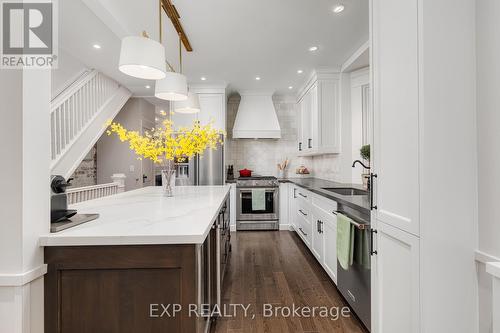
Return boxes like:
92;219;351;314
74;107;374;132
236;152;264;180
310;209;324;261
288;185;298;229
296;202;312;247
288;185;338;286
322;214;338;284
279;183;289;229
371;221;420;333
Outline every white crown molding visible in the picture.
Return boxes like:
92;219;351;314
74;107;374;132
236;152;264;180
0;264;47;287
189;83;228;94
341;40;370;73
237;90;274;96
296;68;341;102
273;94;296;103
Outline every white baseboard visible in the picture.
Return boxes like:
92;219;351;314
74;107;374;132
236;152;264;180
0;264;47;287
279;224;291;231
230;224;292;232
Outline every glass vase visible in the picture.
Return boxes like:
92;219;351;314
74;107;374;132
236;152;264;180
161;168;176;197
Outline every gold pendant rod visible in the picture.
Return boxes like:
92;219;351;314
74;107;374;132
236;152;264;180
179;34;182;74
159;0;163;44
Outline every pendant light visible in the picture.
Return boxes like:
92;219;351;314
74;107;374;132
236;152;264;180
175;91;201;113
154;1;188;101
119;32;166;80
174;35;201;113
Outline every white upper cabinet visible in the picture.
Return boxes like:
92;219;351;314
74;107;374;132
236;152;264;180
197;93;226;131
171;89;226;133
297;72;341;156
372;0;420;236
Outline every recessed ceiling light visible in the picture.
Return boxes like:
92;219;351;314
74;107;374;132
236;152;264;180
288;86;293;90
332;4;345;13
255;76;261;81
297;69;303;74
309;46;318;52
200;77;207;81
145;85;151;89
93;44;101;49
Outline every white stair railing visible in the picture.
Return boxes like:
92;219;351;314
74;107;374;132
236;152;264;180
67;182;119;205
49;70;131;179
50;70;119;164
66;174;126;205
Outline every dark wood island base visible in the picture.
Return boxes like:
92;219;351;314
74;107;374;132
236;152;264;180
44;199;230;333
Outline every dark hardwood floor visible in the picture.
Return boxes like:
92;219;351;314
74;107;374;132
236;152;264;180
211;231;367;333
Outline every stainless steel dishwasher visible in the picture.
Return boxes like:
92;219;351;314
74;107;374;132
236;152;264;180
335;205;372;331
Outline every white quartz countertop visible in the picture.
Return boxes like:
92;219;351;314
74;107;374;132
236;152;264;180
39;185;230;246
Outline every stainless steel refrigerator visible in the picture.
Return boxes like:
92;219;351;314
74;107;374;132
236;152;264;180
174;136;224;186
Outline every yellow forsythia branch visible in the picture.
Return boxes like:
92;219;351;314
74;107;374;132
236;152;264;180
105;118;225;165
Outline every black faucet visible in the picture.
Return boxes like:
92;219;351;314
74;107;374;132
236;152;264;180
352;160;370;170
352;160;371;191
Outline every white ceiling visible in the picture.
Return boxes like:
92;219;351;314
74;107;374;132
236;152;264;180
60;0;368;97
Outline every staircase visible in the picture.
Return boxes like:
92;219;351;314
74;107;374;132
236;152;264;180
50;70;131;178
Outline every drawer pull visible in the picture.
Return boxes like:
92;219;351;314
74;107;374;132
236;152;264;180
298;227;307;236
299;192;307;198
299;209;307;216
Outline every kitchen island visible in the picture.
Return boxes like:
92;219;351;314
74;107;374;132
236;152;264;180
40;186;231;333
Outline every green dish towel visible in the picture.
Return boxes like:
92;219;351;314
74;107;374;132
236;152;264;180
353;229;371;270
251;189;266;211
337;213;354;270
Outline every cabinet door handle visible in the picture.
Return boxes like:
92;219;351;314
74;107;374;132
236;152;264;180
298;227;307;236
299;209;307;216
308;138;312;149
299;142;302;151
293;188;297;198
370;229;378;256
298;192;307;198
370;173;378;210
317;220;323;234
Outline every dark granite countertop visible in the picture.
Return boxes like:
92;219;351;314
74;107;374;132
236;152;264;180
280;177;371;217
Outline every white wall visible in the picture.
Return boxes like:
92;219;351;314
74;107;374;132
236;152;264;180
350;67;370;184
0;69;50;333
476;0;500;263
476;1;500;332
97;98;155;190
51;48;89;99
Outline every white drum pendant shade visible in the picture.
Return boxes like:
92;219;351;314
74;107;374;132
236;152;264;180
155;72;188;101
119;36;166;80
175;92;200;113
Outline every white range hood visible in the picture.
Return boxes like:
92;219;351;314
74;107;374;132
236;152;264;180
232;91;281;139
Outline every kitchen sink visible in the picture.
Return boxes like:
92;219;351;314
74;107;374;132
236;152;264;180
321;187;368;196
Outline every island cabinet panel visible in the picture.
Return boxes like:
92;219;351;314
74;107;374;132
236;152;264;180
45;245;198;333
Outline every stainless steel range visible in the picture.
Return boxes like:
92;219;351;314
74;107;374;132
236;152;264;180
236;176;279;230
